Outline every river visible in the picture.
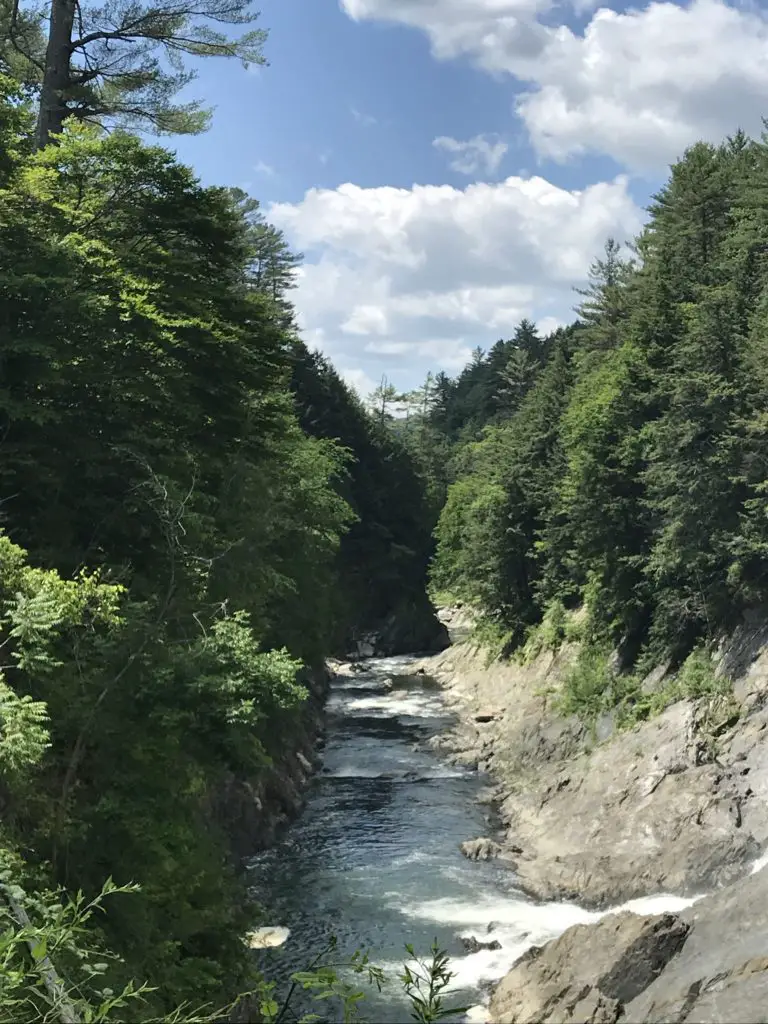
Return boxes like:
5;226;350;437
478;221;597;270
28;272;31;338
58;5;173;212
247;654;694;1022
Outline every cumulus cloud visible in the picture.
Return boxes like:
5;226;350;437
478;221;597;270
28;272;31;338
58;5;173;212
270;174;642;386
433;133;509;176
341;0;549;66
340;367;379;397
342;0;768;172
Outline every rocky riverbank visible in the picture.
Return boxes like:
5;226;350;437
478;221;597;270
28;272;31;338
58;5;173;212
416;607;768;1022
212;595;449;862
210;664;330;861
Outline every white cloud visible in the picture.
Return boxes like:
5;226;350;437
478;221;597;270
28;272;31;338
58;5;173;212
340;367;378;397
342;0;768;172
254;160;275;176
433;133;509;176
342;304;390;335
270;174;642;386
516;0;768;171
341;0;550;67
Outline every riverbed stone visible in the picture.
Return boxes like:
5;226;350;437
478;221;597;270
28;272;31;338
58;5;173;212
460;836;502;861
461;935;502;953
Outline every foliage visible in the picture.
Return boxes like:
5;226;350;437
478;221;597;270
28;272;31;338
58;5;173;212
34;0;268;146
400;941;470;1023
555;645;616;722
555;643;736;742
0;82;438;1020
428;127;768;680
0;889;467;1024
519;600;568;664
0;870;154;1024
289;343;435;648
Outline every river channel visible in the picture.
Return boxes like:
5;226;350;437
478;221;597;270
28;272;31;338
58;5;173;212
247;655;692;1021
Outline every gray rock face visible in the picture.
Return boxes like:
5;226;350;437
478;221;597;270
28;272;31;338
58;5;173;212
416;613;768;1023
489;912;690;1023
626;865;768;1023
418;628;768;907
373;595;450;656
490;865;768;1024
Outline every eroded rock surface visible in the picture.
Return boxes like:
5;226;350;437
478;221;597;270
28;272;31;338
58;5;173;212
489;864;768;1024
411;608;768;1024
417;616;768;907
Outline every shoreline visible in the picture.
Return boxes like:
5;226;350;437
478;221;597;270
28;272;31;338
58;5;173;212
415;608;768;1022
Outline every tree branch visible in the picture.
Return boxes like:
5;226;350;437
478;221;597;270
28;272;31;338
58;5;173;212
8;0;45;72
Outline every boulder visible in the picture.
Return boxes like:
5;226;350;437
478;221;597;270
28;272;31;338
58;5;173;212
489;860;768;1024
488;911;690;1024
460;836;502;861
626;862;768;1023
461;935;503;953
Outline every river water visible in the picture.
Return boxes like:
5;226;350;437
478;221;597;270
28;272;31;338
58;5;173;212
247;655;694;1022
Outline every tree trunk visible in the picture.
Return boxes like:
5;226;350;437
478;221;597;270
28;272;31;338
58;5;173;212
35;0;75;149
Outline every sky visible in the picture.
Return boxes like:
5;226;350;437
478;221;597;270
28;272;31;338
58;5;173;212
171;0;768;397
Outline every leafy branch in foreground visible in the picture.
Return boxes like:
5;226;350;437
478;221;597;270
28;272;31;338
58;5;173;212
401;941;471;1023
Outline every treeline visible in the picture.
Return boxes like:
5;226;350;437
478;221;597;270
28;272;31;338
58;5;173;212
421;128;768;681
0;36;434;1024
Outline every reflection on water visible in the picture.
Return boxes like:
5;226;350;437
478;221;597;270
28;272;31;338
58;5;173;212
247;656;697;1022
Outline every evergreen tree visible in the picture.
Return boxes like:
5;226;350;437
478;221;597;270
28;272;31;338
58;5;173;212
34;0;267;147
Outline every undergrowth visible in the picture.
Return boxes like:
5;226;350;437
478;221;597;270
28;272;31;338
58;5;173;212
519;600;587;664
555;644;740;743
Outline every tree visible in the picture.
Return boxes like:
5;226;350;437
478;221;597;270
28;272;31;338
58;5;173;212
497;347;539;411
1;0;44;88
31;0;267;148
0;115;356;1011
366;374;401;425
289;344;435;644
574;237;635;356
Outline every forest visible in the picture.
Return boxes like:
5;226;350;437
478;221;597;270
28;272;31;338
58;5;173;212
3;0;768;1018
416;129;768;724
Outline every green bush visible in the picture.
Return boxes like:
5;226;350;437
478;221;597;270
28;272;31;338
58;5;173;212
558;643;738;741
556;645;615;720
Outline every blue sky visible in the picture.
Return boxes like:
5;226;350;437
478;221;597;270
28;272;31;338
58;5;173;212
172;0;625;202
170;0;768;396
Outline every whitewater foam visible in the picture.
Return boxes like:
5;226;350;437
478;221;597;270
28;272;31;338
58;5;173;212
390;885;702;1008
339;691;450;719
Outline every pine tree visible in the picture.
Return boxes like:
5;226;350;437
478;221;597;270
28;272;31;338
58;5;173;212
34;0;267;147
573;237;635;356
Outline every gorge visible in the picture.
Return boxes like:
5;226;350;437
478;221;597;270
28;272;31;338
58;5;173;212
245;604;768;1023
